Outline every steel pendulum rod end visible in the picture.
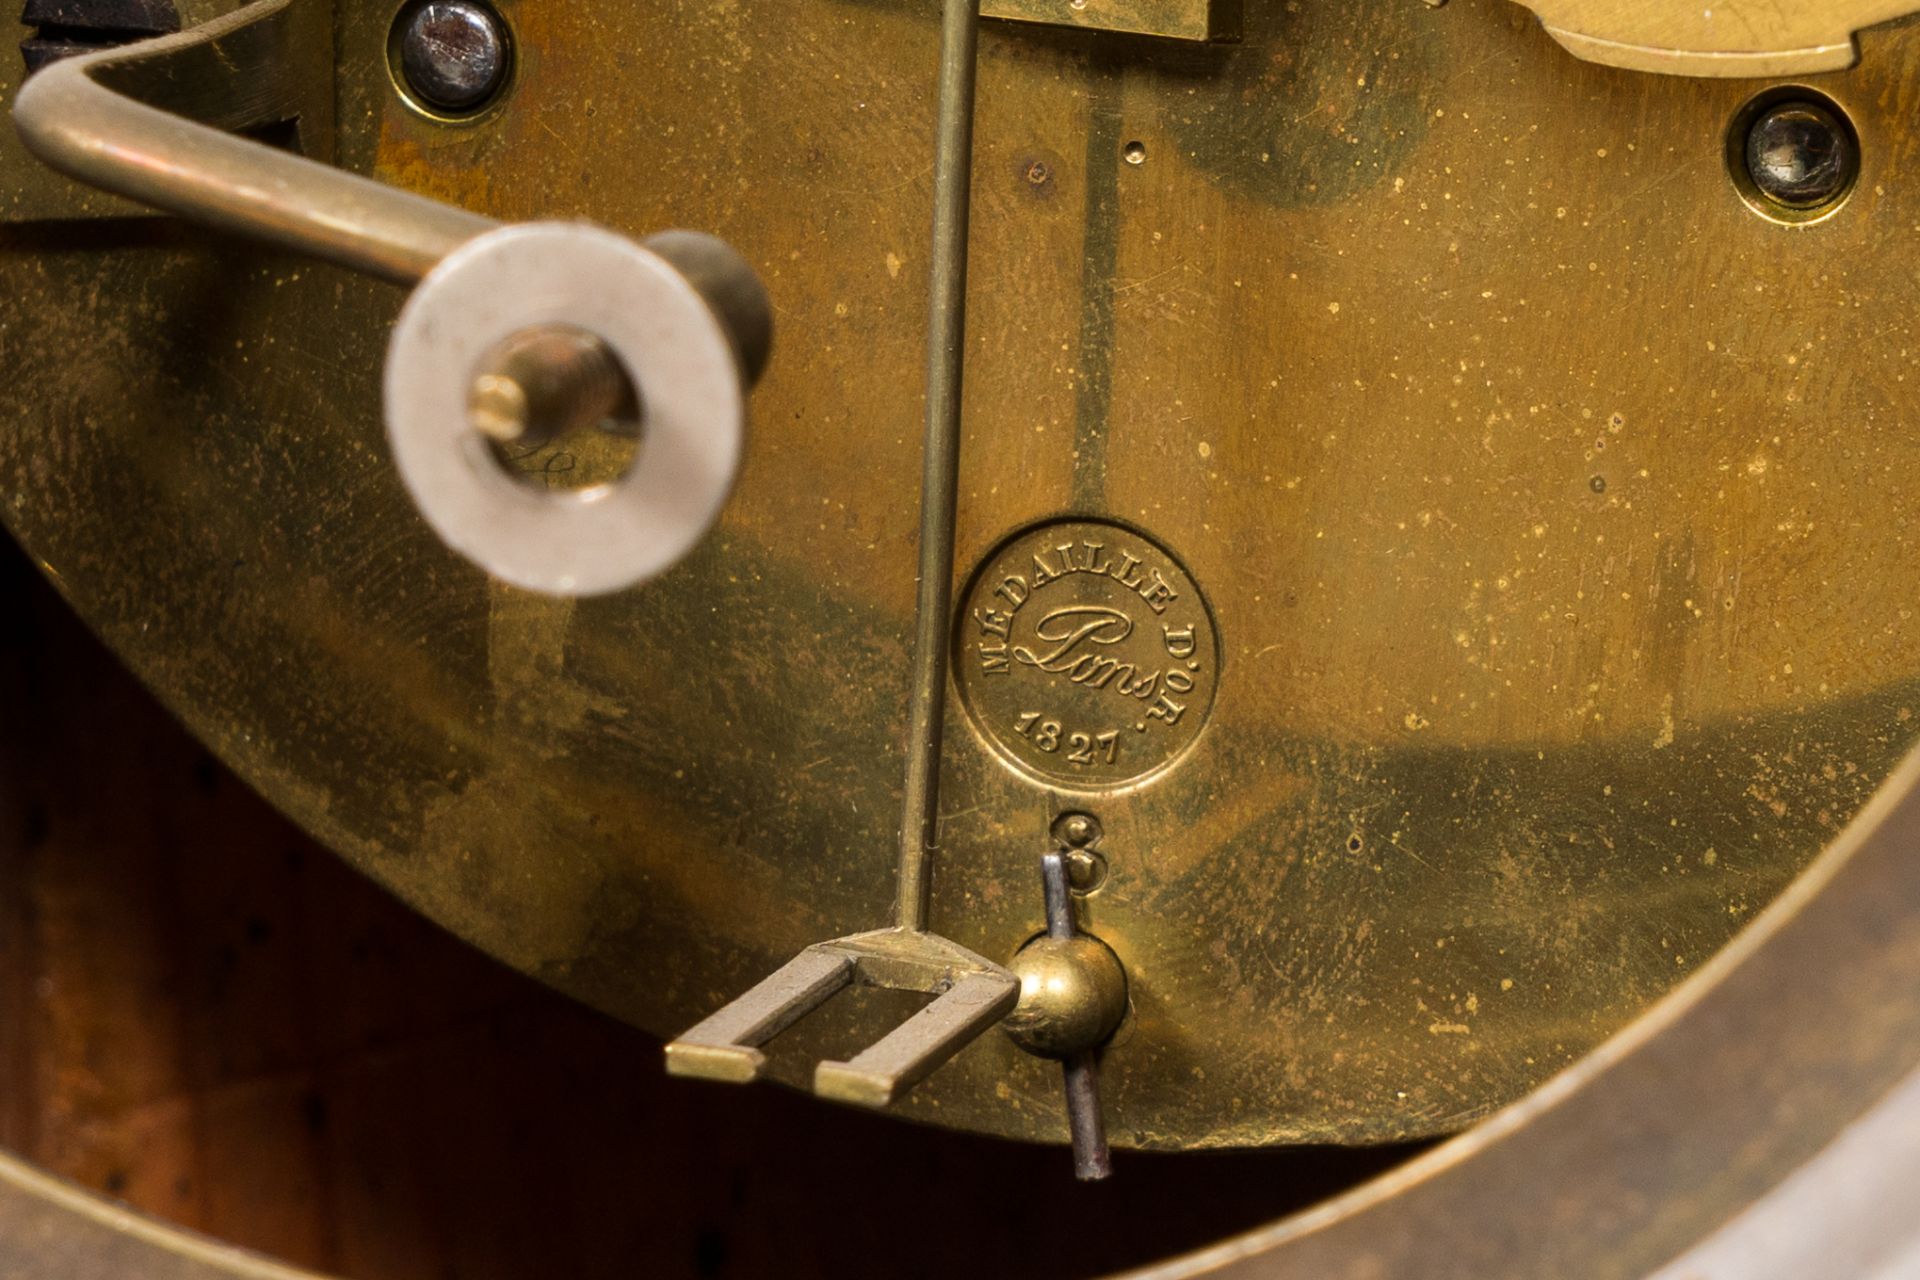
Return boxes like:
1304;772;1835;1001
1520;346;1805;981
1004;849;1127;1180
1063;1053;1112;1182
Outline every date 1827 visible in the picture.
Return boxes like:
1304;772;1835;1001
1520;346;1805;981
1013;712;1119;767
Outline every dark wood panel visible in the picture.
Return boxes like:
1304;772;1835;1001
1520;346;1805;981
0;533;1413;1279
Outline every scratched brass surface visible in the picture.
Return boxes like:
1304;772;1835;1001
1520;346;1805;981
5;0;1920;1149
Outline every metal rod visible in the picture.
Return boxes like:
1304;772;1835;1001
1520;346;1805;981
894;0;983;933
469;325;635;444
1042;851;1113;1180
12;0;496;285
1042;850;1075;939
1063;1054;1113;1180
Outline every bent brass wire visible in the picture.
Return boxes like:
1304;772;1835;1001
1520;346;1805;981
11;0;773;370
12;0;488;283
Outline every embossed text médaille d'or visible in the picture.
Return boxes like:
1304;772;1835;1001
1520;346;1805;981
956;523;1218;789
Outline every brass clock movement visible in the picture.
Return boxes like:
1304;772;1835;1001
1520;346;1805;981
7;0;1920;1273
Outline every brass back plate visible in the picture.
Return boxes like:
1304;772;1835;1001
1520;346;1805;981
5;0;1920;1148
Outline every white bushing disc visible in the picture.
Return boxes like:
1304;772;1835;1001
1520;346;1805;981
385;222;747;596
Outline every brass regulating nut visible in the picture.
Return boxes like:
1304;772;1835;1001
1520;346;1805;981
1002;934;1127;1060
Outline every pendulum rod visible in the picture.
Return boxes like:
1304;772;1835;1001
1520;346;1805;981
896;0;983;934
665;0;1017;1109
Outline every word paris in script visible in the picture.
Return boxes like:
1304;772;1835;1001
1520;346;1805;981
956;520;1219;789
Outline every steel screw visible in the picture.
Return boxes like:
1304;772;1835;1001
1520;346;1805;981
395;0;511;116
1745;101;1856;210
468;324;634;447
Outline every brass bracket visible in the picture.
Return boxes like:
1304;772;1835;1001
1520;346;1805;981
665;929;1017;1108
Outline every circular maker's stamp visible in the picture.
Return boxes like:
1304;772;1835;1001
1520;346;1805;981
955;519;1218;790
